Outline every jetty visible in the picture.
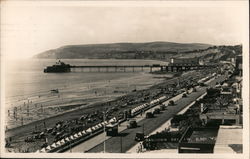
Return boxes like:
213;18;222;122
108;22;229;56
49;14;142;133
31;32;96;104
44;58;217;73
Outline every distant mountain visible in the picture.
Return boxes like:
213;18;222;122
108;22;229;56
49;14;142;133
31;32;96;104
34;42;212;60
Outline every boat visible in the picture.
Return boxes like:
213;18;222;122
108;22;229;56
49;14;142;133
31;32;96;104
44;60;71;73
50;89;59;93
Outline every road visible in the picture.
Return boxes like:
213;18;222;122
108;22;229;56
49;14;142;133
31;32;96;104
85;75;225;153
65;86;186;153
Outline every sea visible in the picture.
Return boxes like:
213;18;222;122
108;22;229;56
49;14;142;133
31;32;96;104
4;59;169;128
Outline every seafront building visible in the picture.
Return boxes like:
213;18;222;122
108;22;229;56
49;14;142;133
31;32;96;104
139;57;243;153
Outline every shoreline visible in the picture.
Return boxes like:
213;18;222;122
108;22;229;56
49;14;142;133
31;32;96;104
5;69;212;153
5;72;169;130
5;72;178;137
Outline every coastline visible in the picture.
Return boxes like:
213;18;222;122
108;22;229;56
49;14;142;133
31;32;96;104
5;69;212;153
5;72;176;137
5;72;169;130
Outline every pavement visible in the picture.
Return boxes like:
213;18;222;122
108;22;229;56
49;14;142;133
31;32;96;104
85;75;225;153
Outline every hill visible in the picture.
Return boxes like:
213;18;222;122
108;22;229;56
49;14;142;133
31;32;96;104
34;42;212;60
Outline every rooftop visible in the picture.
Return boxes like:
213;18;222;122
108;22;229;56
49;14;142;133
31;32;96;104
188;129;218;144
214;125;242;153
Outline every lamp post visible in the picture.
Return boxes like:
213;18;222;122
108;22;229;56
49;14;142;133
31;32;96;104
103;110;106;153
120;135;123;153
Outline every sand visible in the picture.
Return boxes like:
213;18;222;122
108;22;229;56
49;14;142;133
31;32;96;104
5;73;172;129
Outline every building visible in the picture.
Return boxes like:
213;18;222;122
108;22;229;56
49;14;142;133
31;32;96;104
169;57;202;66
213;125;242;153
178;127;219;153
235;55;242;76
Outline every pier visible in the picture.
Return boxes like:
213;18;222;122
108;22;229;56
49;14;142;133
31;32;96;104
69;64;214;73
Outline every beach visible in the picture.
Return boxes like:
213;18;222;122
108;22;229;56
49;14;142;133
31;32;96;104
5;67;212;153
4;59;168;129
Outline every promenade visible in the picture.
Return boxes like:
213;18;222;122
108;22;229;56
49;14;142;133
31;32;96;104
67;75;225;153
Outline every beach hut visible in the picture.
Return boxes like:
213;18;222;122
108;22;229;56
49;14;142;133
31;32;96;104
82;130;86;134
104;121;108;125
98;123;102;127
70;135;75;140
86;128;92;133
56;141;61;146
78;132;82;136
45;145;51;151
73;134;79;138
40;148;46;153
92;126;96;132
109;117;116;123
51;143;57;148
60;139;66;144
65;137;70;142
35;149;40;153
95;125;100;130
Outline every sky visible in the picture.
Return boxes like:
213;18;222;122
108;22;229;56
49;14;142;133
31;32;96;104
1;1;248;59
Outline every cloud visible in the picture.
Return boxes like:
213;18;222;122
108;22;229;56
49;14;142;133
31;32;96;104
1;1;247;59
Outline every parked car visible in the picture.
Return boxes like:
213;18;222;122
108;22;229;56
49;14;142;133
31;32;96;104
127;120;137;129
153;108;160;114
135;132;145;141
168;100;175;106
160;104;166;111
146;112;154;118
182;93;187;98
193;88;197;92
